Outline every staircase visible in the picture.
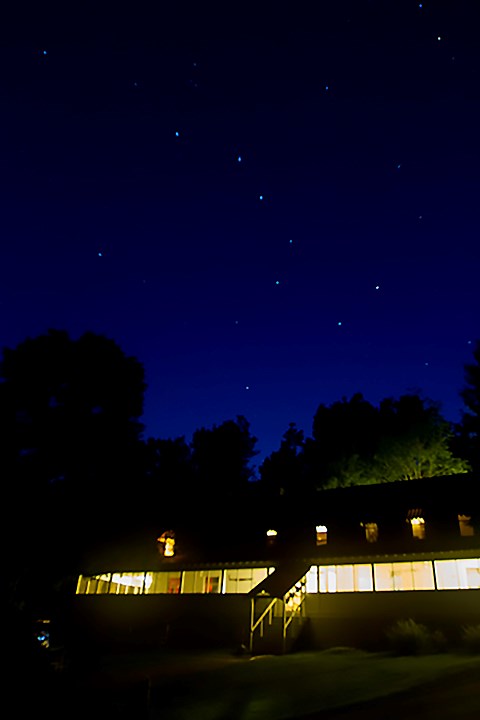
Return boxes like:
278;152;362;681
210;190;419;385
249;564;310;654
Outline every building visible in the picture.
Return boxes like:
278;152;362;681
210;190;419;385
73;474;480;653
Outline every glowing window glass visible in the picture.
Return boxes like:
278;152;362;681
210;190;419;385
362;522;379;543
144;572;181;594
180;570;222;594
317;564;373;593
458;515;474;537
355;564;374;591
435;559;480;590
408;516;426;540
306;566;318;593
316;525;328;546
224;567;270;594
374;562;434;591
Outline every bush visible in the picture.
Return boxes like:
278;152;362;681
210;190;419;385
386;619;446;655
461;624;480;653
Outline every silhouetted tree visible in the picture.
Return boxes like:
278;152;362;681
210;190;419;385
260;423;305;498
304;393;380;489
458;339;480;471
373;395;469;481
144;436;194;524
1;329;146;571
191;415;258;511
1;329;147;663
266;393;469;493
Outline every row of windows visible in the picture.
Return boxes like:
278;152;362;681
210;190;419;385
306;558;480;593
76;567;274;596
156;516;474;560
314;514;474;546
77;558;480;597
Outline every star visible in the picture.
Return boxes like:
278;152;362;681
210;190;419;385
375;285;380;290
337;321;342;326
237;155;242;162
175;131;180;137
275;280;280;286
97;252;103;257
259;195;264;201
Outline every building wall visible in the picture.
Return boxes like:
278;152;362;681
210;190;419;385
305;590;480;650
71;594;252;652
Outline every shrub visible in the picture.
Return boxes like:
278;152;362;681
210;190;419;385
386;619;445;655
461;624;480;653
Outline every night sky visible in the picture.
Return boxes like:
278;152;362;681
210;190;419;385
1;2;479;463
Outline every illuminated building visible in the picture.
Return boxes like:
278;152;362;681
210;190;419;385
74;474;480;653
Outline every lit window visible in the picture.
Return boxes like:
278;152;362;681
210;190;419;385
458;515;474;537
373;561;434;591
306;566;318;593
435;559;480;589
181;570;222;593
407;512;426;540
361;522;378;543
316;525;328;545
144;571;181;594
157;530;175;557
224;567;271;594
111;572;146;594
266;529;278;546
317;564;373;593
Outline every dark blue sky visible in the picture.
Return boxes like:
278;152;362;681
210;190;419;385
1;2;479;464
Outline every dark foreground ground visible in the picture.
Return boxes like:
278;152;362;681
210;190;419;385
308;664;480;720
10;648;480;719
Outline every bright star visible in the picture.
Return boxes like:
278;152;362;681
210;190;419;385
259;195;264;200
338;321;342;326
175;131;179;137
237;156;242;162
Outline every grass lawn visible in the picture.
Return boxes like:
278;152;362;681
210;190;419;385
134;648;480;719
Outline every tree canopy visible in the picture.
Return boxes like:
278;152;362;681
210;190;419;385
1;329;146;574
458;339;480;471
260;392;470;497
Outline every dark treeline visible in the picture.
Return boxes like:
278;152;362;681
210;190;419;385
2;329;480;633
